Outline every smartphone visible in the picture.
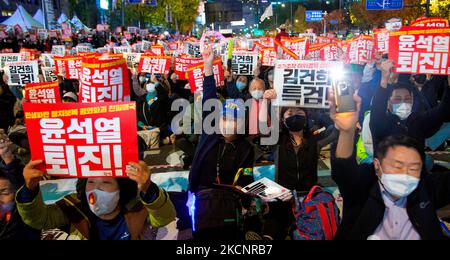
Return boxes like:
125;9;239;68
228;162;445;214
333;80;356;113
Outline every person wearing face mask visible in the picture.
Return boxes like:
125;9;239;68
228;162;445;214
16;157;176;240
131;72;149;100
225;70;251;100
136;78;171;148
370;60;450;151
0;133;40;240
189;46;255;240
330;90;450;240
252;107;320;241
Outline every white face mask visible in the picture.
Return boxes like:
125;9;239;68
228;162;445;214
250;90;264;100
86;189;120;217
392;103;412;120
379;170;420;198
146;83;156;93
139;76;146;84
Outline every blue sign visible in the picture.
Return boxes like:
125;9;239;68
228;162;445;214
305;10;323;22
330;20;338;25
366;0;403;10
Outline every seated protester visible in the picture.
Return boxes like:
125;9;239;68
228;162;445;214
0;132;40;240
168;71;190;100
132;72;149;101
136;79;171;148
370;60;450;150
0;78;16;132
16;159;176;240
58;78;77;98
225;70;251;100
330;92;450;240
189;46;255;240
62;92;78;103
174;94;203;169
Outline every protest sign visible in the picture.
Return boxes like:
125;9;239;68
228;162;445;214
260;48;277;67
374;28;390;55
41;54;55;67
138;55;171;74
151;45;165;56
23;102;138;178
345;35;374;65
25;82;61;104
320;43;340;61
52;45;66;56
231;51;258;75
389;26;450;75
174;57;203;80
281;37;310;60
80;57;131;102
124;53;141;70
411;17;449;28
54;56;83;79
272;60;342;108
187;58;224;93
0;53;22;70
5;60;39;85
42;67;59;82
184;42;201;58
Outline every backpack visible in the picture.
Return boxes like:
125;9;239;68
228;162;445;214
292;186;340;240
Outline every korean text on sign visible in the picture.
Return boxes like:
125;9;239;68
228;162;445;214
390;27;450;75
231;51;258;76
138;55;171;74
23;102;138;178
187;59;224;93
5;60;39;85
345;35;374;65
25;82;61;104
272;60;343;109
80;57;131;103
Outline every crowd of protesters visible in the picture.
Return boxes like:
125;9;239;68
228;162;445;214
0;23;450;241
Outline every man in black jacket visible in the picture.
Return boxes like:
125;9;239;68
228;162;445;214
330;90;450;240
370;60;450;150
189;45;254;240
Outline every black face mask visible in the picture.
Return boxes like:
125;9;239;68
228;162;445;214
284;115;306;132
413;75;427;85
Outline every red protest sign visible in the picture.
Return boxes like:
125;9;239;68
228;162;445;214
308;43;327;61
54;56;83;79
25;82;61;104
187;58;224;93
80;57;131;103
374;29;390;55
389;26;450;75
260;48;277;67
259;37;275;48
151;45;165;56
138;55;171;74
280;37;309;60
174;57;203;80
320;43;339;61
411;17;449;28
345;35;374;65
23;102;138;178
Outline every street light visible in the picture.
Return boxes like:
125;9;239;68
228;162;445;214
282;3;285;7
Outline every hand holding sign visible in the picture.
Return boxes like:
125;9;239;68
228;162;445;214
329;88;361;132
126;161;152;193
0;130;13;164
24;160;45;192
380;60;395;89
